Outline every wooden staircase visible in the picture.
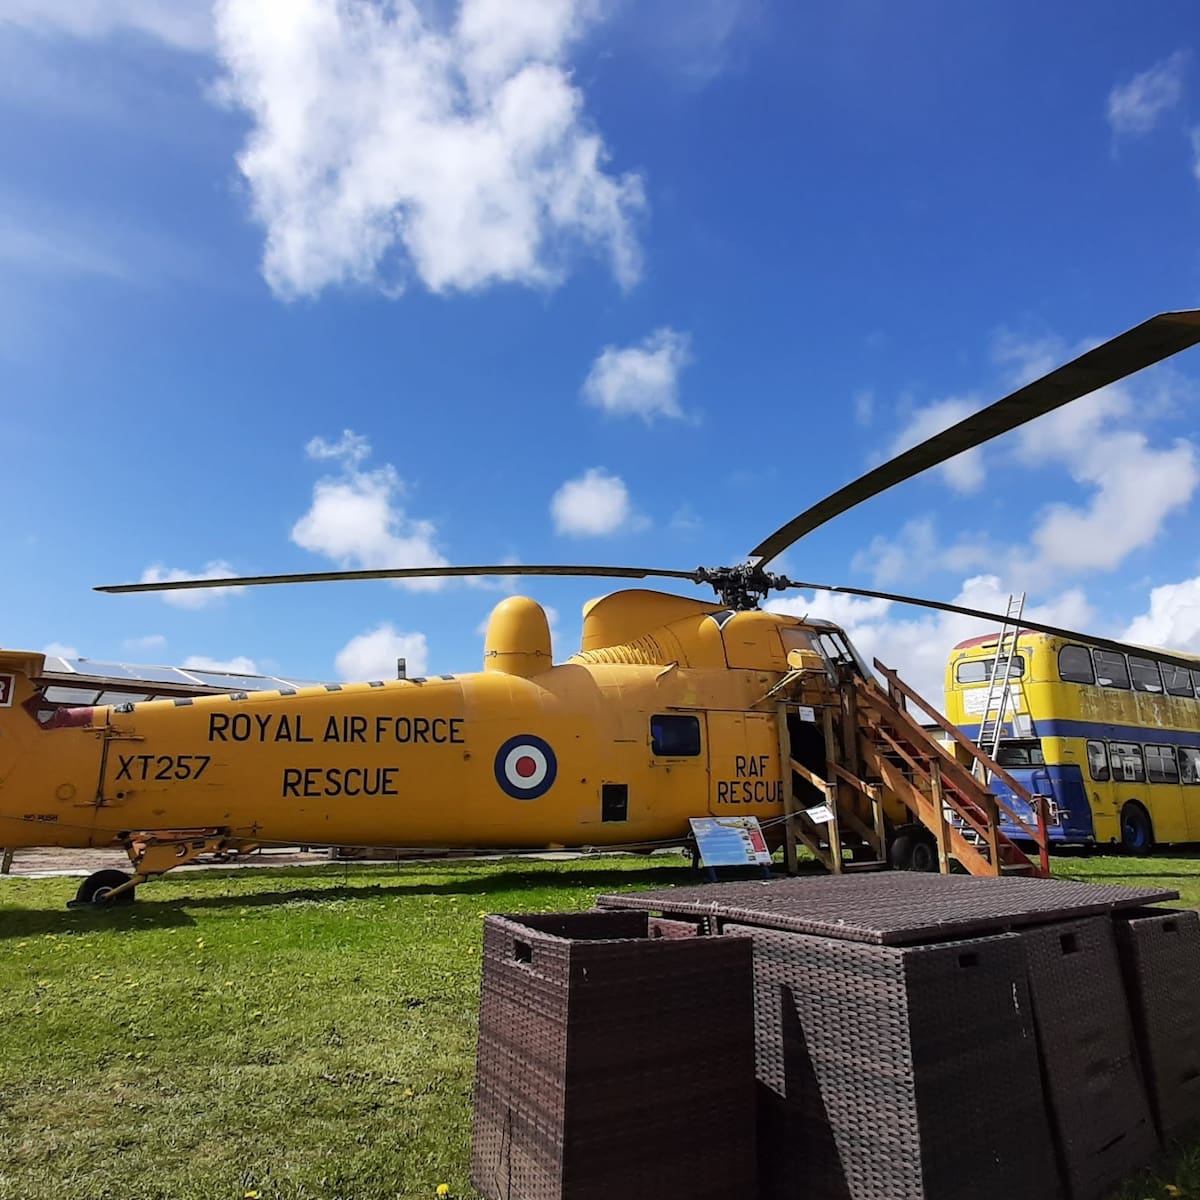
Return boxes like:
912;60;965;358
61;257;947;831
778;660;1050;879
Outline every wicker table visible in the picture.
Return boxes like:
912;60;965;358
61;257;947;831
596;871;1178;944
596;872;1181;1200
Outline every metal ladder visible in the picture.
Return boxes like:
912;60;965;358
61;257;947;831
946;593;1027;848
971;593;1026;782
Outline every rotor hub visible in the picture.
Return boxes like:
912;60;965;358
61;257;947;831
694;565;788;610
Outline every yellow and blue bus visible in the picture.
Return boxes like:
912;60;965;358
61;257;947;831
944;632;1200;853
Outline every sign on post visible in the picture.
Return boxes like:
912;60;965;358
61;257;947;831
689;816;773;868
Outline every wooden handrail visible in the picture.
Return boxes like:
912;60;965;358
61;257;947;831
869;725;993;843
868;662;1046;845
860;678;1042;843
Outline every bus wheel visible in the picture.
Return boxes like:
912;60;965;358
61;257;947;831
1119;805;1154;856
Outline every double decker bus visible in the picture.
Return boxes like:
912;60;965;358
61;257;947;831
943;632;1200;853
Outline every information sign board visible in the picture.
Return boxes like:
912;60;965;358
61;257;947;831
689;816;773;867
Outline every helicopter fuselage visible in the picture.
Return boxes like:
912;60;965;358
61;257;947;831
0;590;858;856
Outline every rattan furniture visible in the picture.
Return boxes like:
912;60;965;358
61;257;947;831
726;923;1057;1200
471;909;756;1200
1115;906;1200;1141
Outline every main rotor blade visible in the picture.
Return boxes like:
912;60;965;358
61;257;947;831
752;309;1200;564
95;564;703;594
779;577;1199;672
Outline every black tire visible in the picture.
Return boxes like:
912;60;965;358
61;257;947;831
71;869;135;907
909;838;938;873
1120;804;1154;856
889;832;937;872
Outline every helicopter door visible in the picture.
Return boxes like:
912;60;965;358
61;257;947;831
706;710;784;815
639;711;709;829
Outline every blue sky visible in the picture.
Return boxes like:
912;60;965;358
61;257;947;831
4;0;1200;702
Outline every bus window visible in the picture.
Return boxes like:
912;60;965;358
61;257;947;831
994;739;1044;767
1086;740;1109;782
1109;742;1144;782
1145;744;1180;783
956;656;1024;684
1191;670;1200;700
1129;656;1163;694
1161;662;1194;698
1180;748;1200;784
1058;645;1095;685
1093;650;1131;690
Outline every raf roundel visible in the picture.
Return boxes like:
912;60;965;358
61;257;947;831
494;734;558;801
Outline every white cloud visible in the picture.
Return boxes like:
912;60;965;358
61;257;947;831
43;641;79;659
0;0;213;52
335;623;429;681
213;0;644;300
305;429;370;469
624;0;753;84
550;468;635;536
768;575;1095;710
851;517;995;587
122;634;167;655
292;431;447;590
1190;126;1200;186
992;333;1200;571
183;654;259;675
1029;432;1197;571
582;327;691;422
1123;577;1200;652
1106;50;1189;138
139;561;246;609
886;396;984;493
853;388;874;428
0;215;131;281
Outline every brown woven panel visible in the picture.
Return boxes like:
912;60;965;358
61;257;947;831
597;872;1177;945
1020;916;1158;1200
471;910;756;1200
726;922;1057;1200
1115;907;1200;1141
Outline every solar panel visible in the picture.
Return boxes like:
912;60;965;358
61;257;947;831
40;658;327;695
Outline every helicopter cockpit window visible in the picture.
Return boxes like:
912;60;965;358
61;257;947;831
814;632;856;668
650;714;701;757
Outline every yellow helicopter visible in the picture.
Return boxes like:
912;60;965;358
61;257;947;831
3;310;1200;906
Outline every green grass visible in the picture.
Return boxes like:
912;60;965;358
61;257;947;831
2;852;1200;1199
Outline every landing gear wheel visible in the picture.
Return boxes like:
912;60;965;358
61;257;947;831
1120;805;1154;857
889;832;937;872
69;869;136;908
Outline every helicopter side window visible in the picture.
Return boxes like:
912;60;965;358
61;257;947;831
650;715;701;757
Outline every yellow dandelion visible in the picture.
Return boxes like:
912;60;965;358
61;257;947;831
1165;1187;1181;1198
436;1186;450;1197
244;1191;260;1199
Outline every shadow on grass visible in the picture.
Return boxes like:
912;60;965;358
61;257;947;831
0;858;829;933
0;902;198;939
